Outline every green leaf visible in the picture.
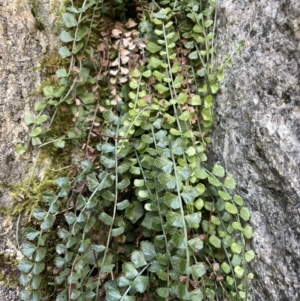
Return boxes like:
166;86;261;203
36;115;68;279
212;163;225;177
211;215;220;225
232;222;243;231
142;70;152;77
105;289;122;301
172;233;187;249
178;166;193;181
31;291;42;301
131;250;147;268
245;250;255;262
132;276;149;293
146;42;162;53
234;265;245;278
99;212;113;226
70;290;81;300
149;56;163;68
190;262;206;280
218;190;232;201
21;243;36;257
190;288;203;301
221;262;231;274
190;95;201;105
225;202;238;214
188;237;203;251
62;13;77;27
208;176;222;187
64;212;77;225
164;192;180;209
76;26;89;41
19;272;32;287
117;276;131;287
155;83;169;94
101;264;115;273
233;194;244;206
185;146;196;157
123;262;138;280
125;201;143;223
32;262;45;275
177;92;188;104
173;75;183;88
170;128;181;136
60;30;73;42
141;241;156;261
32;207;47;220
231;242;242;254
19;290;31;300
231;254;241;267
30;127;43;137
31;275;42;290
103;110;119;124
158;173;176;190
181;187;199;204
117;178;130;190
56;68;68;78
205;288;215;299
117;199;130;210
80;93;95;104
166;211;184;228
15;144;27;155
157;288;169;298
54;139;65;148
24;114;35;125
204;95;213;108
57;228;70;240
59;46;72;58
155;157;173;173
194;198;204;210
178;283;190;299
185;213;201;228
188;50;198;60
40;214;55;230
211;83;219;94
224;177;236;189
209;234;221;248
204;19;213;28
35;247;46;262
226;276;234;286
90;244;106;253
243;225;253;239
240;207;250;221
111;227;125;237
193;24;203;33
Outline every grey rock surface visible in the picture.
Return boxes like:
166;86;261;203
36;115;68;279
213;0;300;300
0;0;61;299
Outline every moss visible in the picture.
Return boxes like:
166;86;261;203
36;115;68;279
30;0;44;30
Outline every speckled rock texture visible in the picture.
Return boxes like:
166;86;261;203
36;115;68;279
0;0;61;299
212;0;300;300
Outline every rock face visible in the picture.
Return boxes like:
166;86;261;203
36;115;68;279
0;0;61;299
213;0;300;300
1;0;299;300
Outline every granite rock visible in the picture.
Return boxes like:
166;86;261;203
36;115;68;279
212;1;300;300
0;0;61;299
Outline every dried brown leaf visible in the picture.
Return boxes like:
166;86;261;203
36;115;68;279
125;19;137;28
111;29;122;38
111;58;120;67
110;78;117;84
120;67;129;75
110;69;119;76
118;77;128;83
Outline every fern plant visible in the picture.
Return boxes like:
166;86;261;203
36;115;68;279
17;0;254;300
